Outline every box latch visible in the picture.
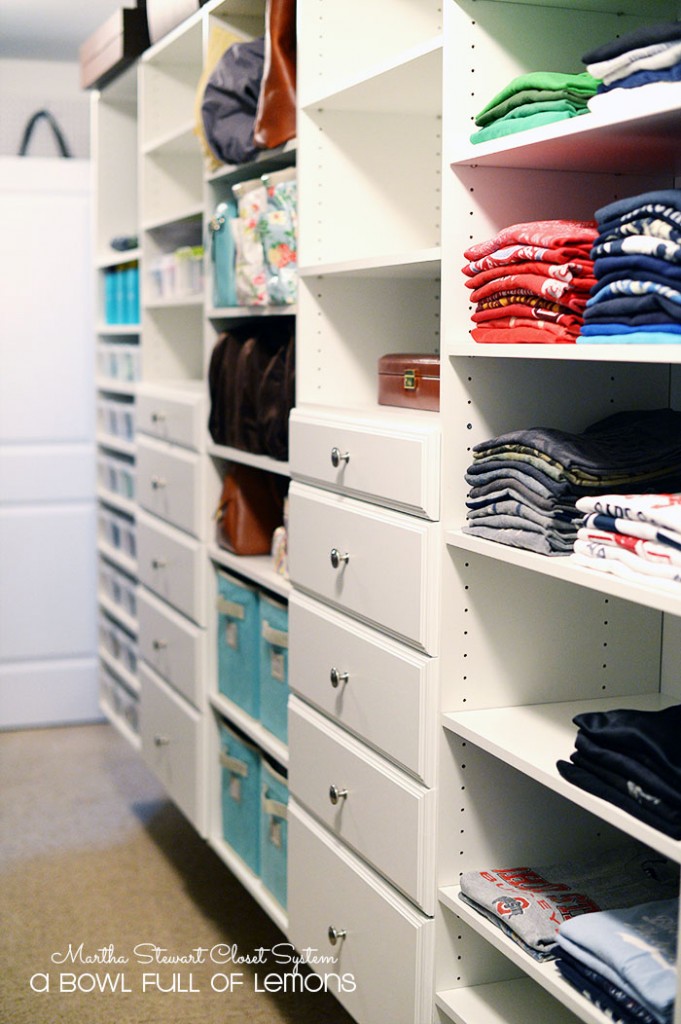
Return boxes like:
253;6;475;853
403;369;416;390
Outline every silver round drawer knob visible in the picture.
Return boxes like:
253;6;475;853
330;548;349;569
329;785;348;806
154;734;170;747
328;926;347;946
330;447;350;468
152;639;168;650
151;475;166;489
330;668;349;688
151;411;166;423
151;558;167;569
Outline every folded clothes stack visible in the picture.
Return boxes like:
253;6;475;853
583;20;681;116
557;702;681;840
469;70;599;144
462;219;597;345
463;408;681;556
457;846;678;962
556;898;678;1024
573;492;681;588
580;190;681;345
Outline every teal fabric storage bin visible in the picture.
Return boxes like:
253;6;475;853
260;757;288;908
216;570;260;718
259;594;289;742
218;719;260;875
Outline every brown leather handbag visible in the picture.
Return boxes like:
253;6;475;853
215;464;286;556
208;322;295;460
253;0;296;149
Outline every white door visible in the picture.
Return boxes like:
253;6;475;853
0;157;98;728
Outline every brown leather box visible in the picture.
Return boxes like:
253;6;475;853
79;3;149;90
378;353;440;412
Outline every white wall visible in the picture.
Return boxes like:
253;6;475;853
0;59;90;158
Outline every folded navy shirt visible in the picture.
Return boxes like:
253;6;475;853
583;21;681;64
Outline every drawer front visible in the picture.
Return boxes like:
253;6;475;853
288;482;439;654
288;800;434;1024
290;406;440;520
137;586;205;709
136;383;206;451
137;510;206;626
137;436;204;538
289;592;437;786
288;698;436;912
140;664;202;833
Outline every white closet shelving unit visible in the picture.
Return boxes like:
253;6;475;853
93;2;681;1023
436;3;681;1024
93;64;142;748
286;3;443;1023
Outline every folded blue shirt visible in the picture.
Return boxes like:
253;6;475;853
557;898;678;1023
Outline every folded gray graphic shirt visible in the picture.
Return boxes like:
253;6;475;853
459;846;678;954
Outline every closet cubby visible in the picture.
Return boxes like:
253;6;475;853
297;107;441;269
296;274;440;410
297;0;442;104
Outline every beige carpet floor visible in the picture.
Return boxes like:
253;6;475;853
0;721;355;1024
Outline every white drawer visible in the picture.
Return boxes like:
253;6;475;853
288;800;434;1024
137;509;207;626
137;435;204;538
137;586;205;709
288;482;440;654
140;663;203;833
289;592;437;786
290;405;440;520
289;697;436;912
136;381;206;451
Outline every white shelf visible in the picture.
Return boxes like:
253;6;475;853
205;140;297;184
483;0;673;8
142;120;197;157
439;887;611;1024
145;293;203;310
96;377;138;396
207;443;290;477
208;543;291;600
141;205;204;233
209;692;288;769
300;247;441;279
446;530;681;620
97;540;137;578
449;88;681;175
442;692;681;862
98;594;138;637
436;977;583;1024
206;304;297;319
96;323;140;336
96;247;141;269
97;487;137;517
447;342;681;364
96;432;136;457
207;833;288;935
98;646;140;697
301;35;443;115
100;699;142;751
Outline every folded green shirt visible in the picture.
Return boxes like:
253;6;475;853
476;86;593;126
474;71;599;123
471;107;587;145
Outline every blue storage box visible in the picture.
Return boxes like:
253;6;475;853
218;718;261;875
216;570;260;718
259;593;289;742
260;757;288;908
